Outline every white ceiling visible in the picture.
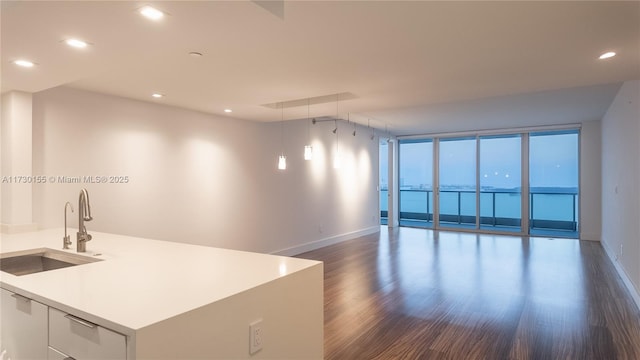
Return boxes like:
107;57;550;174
2;1;638;135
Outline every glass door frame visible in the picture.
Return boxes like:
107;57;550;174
528;129;580;237
397;126;580;238
435;136;478;230
431;133;528;235
478;133;525;233
398;139;435;228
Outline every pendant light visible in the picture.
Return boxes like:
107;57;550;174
278;103;287;170
304;144;313;160
304;98;313;160
278;154;286;170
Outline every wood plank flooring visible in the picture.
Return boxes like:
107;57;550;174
297;226;640;360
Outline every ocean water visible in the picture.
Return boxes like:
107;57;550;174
380;190;577;221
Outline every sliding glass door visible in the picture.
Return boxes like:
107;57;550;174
529;131;579;236
391;129;578;238
479;135;522;232
380;140;388;225
438;137;476;229
398;140;433;227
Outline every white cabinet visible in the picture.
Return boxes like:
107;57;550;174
49;307;126;360
0;288;48;360
0;287;126;360
47;346;69;360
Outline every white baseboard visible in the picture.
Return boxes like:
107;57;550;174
272;226;380;256
0;223;38;234
602;240;640;311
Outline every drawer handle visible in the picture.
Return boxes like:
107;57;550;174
65;314;97;329
10;293;30;302
64;357;76;360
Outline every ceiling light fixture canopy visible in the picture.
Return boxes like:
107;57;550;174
65;39;88;48
599;51;616;60
140;6;165;20
14;60;35;68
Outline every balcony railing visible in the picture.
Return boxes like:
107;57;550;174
380;189;577;232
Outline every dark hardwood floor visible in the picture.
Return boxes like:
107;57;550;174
297;226;640;360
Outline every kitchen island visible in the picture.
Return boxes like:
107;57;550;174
0;229;323;359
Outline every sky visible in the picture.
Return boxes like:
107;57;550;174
380;132;578;190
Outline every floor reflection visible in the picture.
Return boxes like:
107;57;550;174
299;226;640;359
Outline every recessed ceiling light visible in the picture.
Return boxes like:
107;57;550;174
152;93;164;98
224;109;232;113
14;59;35;68
65;38;89;49
599;51;616;60
140;6;164;20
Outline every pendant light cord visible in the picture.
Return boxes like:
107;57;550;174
307;98;311;142
335;94;339;154
281;103;284;155
335;119;339;153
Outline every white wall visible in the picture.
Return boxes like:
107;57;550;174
1;92;37;232
32;87;379;254
580;120;601;241
601;80;640;306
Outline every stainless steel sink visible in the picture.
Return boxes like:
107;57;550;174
0;248;102;276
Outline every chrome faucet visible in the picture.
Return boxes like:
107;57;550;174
77;188;93;252
63;202;74;249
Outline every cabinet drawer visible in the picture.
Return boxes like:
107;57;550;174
48;346;69;360
49;307;126;360
1;288;48;360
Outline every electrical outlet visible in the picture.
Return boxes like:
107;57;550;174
249;319;263;355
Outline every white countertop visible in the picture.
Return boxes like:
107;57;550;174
0;229;321;335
